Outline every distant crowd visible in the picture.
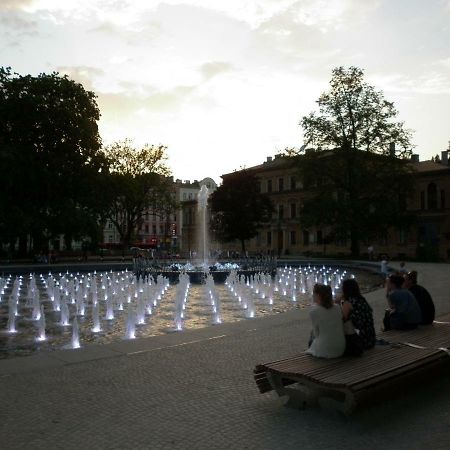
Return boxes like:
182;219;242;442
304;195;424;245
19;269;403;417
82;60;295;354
307;266;435;359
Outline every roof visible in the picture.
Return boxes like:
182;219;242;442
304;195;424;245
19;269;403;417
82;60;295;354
412;160;450;174
221;155;292;178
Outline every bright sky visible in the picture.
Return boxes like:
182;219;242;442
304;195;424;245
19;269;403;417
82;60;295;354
2;0;450;182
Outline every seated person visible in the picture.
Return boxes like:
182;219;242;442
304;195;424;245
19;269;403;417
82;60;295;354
403;271;435;325
341;278;376;350
307;284;345;358
383;274;422;330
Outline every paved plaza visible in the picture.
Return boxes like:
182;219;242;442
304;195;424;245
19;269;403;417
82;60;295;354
1;262;450;449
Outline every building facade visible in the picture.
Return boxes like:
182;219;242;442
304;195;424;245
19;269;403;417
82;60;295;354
102;177;217;254
213;150;450;260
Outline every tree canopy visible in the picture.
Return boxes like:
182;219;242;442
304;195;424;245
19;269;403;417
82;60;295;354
102;139;175;249
210;170;273;253
290;66;416;256
301;66;413;156
0;67;105;254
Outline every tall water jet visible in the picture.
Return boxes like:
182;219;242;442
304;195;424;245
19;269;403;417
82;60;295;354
71;317;81;349
91;302;101;333
60;299;70;326
37;305;46;341
125;306;136;339
196;184;210;268
7;296;17;333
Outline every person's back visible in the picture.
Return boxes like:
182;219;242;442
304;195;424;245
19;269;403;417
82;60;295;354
409;284;435;325
307;304;345;358
388;288;422;329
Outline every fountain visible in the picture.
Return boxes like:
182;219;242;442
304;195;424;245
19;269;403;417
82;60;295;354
196;184;210;268
71;316;81;349
0;263;381;355
125;305;136;339
37;305;46;341
132;184;276;283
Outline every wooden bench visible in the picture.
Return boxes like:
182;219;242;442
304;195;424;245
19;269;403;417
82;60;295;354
254;313;450;414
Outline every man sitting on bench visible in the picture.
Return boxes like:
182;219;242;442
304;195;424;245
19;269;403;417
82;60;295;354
383;274;422;331
403;270;435;325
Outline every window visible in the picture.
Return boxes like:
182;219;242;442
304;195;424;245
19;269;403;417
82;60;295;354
428;183;438;209
108;222;113;229
108;235;113;243
302;230;309;246
290;230;296;245
152;225;156;234
290;177;296;190
441;189;446;209
290;203;296;218
420;191;425;210
159;225;164;235
173;214;177;221
317;230;323;245
399;228;407;244
145;225;149;233
267;180;272;193
278;204;284;219
267;231;272;245
183;193;187;200
278;178;284;191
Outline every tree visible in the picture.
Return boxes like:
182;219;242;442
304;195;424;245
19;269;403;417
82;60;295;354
102;139;175;250
210;170;273;253
0;67;105;254
291;66;415;256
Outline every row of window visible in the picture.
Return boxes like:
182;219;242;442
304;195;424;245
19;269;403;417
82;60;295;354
182;192;196;200
263;176;297;193
272;203;298;220
260;229;409;247
140;224;177;234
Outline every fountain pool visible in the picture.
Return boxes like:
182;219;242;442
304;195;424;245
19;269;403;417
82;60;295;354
0;265;383;358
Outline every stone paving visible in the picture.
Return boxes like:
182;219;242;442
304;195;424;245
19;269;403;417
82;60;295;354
1;262;450;449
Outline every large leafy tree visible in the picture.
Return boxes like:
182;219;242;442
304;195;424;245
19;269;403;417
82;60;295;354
0;67;105;254
102;139;175;249
210;170;273;253
292;66;415;256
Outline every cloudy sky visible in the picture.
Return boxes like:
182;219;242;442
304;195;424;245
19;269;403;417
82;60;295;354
1;0;450;182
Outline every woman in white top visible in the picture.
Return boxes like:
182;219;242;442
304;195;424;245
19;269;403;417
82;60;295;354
307;283;345;359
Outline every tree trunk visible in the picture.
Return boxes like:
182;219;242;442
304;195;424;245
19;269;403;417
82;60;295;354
240;239;246;254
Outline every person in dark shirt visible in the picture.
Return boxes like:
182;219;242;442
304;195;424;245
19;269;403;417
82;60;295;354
341;278;376;350
383;274;422;330
403;271;435;325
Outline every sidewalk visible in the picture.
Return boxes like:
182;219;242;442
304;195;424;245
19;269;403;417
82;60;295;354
1;262;449;449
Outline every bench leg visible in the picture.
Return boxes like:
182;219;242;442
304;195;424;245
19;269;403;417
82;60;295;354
317;389;356;415
267;372;356;414
267;373;316;409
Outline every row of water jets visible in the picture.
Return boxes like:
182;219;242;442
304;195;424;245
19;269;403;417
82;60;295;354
0;266;353;351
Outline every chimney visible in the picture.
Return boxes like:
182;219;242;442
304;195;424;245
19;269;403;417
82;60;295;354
410;154;420;163
266;156;273;163
389;142;396;157
441;151;449;165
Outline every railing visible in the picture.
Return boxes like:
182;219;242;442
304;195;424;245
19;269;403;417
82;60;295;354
130;247;277;280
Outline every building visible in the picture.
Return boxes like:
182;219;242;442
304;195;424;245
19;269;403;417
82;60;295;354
102;177;217;254
215;150;450;260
